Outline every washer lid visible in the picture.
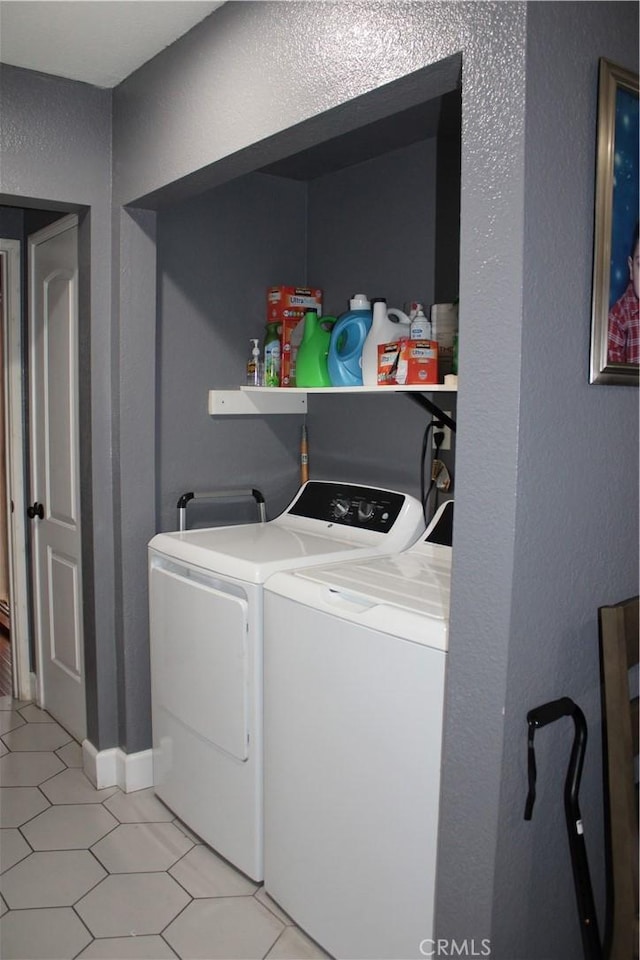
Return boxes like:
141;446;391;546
149;524;398;584
149;481;426;583
287;549;451;624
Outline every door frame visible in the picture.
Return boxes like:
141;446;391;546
0;238;32;701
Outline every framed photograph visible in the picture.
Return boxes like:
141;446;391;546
589;58;639;385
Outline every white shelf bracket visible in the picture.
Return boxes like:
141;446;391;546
208;389;307;416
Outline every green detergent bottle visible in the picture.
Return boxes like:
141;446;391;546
295;311;336;387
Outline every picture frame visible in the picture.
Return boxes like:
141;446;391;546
589;58;639;385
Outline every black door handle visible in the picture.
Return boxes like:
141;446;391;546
27;502;44;520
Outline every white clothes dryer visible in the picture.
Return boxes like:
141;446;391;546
263;500;453;959
148;481;424;881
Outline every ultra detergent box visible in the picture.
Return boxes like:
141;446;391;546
267;287;323;386
377;340;439;385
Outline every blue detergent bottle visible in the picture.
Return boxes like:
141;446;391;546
327;294;372;387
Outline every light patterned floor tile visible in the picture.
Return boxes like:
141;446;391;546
0;697;26;712
0;786;50;827
0;713;326;960
17;704;52;723
0;906;92;959
39;767;118;804
255;887;295;925
78;935;179;958
91;821;194;872
2;721;72;752
0;711;25;735
169;843;258;898
0;750;64;786
164;897;284;960
265;925;332;959
104;786;175;823
76;872;191;937
172;817;203;844
21;803;118;850
55;739;83;767
0;849;106;908
0;829;32;873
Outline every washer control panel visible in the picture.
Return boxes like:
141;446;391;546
287;481;405;532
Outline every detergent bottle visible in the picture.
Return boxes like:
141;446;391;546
263;321;281;387
361;299;411;385
327;294;372;387
295;311;336;387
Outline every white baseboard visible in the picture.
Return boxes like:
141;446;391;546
82;740;153;793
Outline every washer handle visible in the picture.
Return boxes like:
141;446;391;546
324;587;378;614
177;488;266;531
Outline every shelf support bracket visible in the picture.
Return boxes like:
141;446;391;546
406;392;457;432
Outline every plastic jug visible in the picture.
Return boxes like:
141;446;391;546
295;311;336;387
361;299;411;386
327;294;373;387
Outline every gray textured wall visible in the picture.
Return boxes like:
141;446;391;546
305;136;452;498
156;172;308;532
489;4;639;956
0;67;118;751
0;207;24;239
155;138;451;524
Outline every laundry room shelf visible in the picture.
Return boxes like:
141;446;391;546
208;384;457;416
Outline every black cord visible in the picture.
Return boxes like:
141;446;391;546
423;476;436;524
420;421;434;524
421;420;448;525
425;428;446;524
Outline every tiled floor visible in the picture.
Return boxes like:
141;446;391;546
0;696;330;960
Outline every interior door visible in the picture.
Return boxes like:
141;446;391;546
28;214;86;741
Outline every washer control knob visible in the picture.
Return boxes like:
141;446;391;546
332;498;351;519
357;500;375;522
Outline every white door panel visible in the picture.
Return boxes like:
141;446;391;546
48;548;83;680
150;564;250;761
29;215;85;741
44;274;77;525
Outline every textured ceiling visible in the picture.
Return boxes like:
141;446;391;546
0;1;224;88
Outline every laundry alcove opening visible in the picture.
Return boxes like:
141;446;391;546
153;56;462;531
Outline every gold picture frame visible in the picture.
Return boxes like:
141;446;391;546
589;58;639;385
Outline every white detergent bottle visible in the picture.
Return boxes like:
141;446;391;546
361;299;410;385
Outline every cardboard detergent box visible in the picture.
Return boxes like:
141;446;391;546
267;287;323;386
377;339;439;386
267;286;323;322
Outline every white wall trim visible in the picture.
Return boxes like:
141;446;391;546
82;740;153;793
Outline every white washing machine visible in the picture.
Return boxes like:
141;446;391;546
263;499;453;959
148;480;424;882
